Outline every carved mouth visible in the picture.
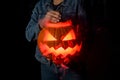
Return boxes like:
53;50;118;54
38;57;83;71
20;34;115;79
38;42;82;59
42;40;81;50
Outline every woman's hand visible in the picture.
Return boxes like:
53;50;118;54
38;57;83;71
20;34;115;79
39;10;61;28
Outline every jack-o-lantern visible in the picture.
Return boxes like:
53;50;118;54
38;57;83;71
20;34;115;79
37;20;82;65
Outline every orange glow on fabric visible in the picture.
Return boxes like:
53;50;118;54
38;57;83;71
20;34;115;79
45;20;72;28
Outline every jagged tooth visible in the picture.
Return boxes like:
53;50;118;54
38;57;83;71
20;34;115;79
54;44;62;50
63;46;68;49
67;40;76;48
54;46;58;50
62;41;68;49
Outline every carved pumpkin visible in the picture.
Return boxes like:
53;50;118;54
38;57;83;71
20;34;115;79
37;20;82;65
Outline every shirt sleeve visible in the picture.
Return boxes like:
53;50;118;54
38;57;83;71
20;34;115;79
25;1;42;42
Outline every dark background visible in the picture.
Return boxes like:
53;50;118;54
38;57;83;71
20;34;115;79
6;0;112;80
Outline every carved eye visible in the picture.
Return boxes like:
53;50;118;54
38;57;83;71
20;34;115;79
63;30;76;41
43;30;57;41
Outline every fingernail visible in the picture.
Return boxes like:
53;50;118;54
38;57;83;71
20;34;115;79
57;20;59;22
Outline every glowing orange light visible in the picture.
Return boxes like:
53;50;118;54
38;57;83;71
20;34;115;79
63;30;76;41
43;30;57;41
37;20;82;65
45;20;72;28
39;42;82;58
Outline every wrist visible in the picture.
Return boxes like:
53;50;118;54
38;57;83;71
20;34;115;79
38;19;44;28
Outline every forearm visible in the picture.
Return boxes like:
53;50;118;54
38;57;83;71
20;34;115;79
25;20;40;42
25;1;42;42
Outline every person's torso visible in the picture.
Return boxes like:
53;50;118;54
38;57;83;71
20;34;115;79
38;0;79;22
35;0;84;65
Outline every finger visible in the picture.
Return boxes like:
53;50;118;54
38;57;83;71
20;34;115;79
50;17;60;23
50;11;61;17
47;11;61;19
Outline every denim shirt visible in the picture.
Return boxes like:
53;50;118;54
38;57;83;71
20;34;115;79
25;0;86;66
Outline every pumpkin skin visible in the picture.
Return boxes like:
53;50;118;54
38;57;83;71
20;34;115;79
37;20;82;65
